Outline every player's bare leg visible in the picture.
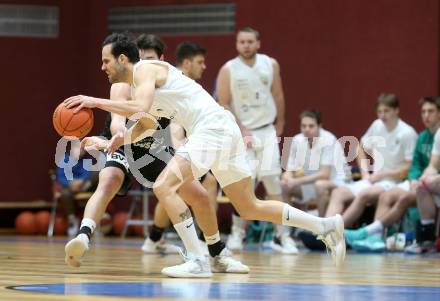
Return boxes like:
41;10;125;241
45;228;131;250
65;167;124;267
154;155;248;277
223;177;346;267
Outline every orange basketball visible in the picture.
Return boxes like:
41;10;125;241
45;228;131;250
15;211;37;235
35;210;50;234
53;102;94;138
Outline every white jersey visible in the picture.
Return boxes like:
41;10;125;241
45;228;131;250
227;54;277;129
432;128;440;155
361;119;418;177
286;128;350;183
133;60;227;135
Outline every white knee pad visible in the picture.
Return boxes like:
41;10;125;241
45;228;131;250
260;174;282;195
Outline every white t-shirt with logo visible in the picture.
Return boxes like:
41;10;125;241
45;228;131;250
286;128;349;184
361;119;418;178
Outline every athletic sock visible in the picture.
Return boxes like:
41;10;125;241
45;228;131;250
207;241;226;257
173;217;204;257
282;204;326;234
204;231;224;257
416;221;436;242
78;218;96;240
365;220;384;234
149;225;165;242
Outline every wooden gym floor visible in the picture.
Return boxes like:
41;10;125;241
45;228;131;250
0;236;438;301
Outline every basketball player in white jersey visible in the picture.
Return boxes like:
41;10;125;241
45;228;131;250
65;34;248;274
66;32;345;277
216;27;296;254
139;41;218;253
174;41;219;210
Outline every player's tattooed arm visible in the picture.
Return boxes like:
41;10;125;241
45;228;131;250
179;208;192;221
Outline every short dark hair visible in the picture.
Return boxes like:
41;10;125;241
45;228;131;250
102;32;139;64
175;41;206;66
237;26;260;40
377;92;399;109
419;96;440;110
136;34;165;58
300;109;322;125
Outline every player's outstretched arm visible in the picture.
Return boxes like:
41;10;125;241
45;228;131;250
65;64;158;117
64;94;147;117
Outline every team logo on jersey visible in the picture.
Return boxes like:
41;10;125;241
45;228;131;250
260;75;269;86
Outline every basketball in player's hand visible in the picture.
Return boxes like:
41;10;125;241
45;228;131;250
53;102;94;138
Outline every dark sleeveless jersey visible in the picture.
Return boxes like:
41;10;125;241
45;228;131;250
100;113;174;162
